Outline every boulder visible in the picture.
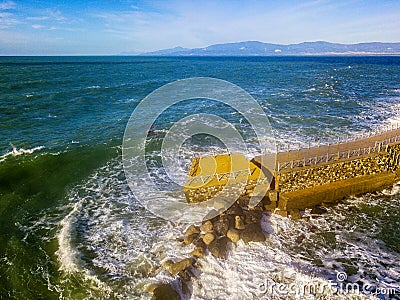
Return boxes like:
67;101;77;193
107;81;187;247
144;283;159;294
190;246;205;258
240;223;266;243
200;221;213;233
185;225;200;236
151;284;181;300
227;228;240;243
311;206;328;215
234;216;245;230
183;233;198;245
202;232;215;245
274;210;288;217
208;237;231;259
164;258;193;275
212;216;231;236
225;203;243;216
193;237;207;250
289;209;302;220
236;196;249;207
243;210;264;224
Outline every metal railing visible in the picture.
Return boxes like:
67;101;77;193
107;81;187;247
277;132;400;172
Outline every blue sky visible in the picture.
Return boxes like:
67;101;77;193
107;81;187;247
0;0;400;55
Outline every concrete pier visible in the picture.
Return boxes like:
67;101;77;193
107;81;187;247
184;127;400;217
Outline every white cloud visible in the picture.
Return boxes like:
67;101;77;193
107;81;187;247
0;0;15;10
32;24;44;29
46;9;66;22
27;16;49;21
0;11;17;29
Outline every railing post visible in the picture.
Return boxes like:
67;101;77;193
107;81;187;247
337;136;340;155
298;142;301;160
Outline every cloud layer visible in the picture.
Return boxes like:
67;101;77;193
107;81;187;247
1;0;400;55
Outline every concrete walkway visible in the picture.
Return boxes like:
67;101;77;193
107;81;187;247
254;127;400;172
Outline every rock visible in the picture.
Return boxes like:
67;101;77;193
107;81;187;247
274;210;288;217
240;223;266;243
262;197;276;211
212;217;230;236
295;234;306;244
193;237;207;250
202;232;215;245
225;203;243;216
144;283;159;293
243;210;264;224
183;233;198;245
180;279;191;298
200;221;213;233
178;270;192;281
190;246;205;258
185;225;200;236
236;196;249;207
311;206;328;215
227;228;240;243
151;284;181;300
234;216;245;230
164;258;193;275
208;237;231;259
162;259;174;269
289;209;302;220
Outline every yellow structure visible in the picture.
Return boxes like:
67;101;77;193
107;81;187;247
184;153;268;204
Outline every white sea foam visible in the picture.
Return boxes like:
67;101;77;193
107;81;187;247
0;144;45;162
53;157;400;299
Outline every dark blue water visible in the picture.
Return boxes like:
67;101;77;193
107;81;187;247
1;56;399;299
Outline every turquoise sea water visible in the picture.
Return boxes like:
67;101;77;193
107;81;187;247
1;56;400;299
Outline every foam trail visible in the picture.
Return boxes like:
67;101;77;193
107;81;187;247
0;144;45;162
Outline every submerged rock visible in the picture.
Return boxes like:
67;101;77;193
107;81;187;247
190;246;205;258
289;209;302;220
311;206;328;215
151;284;181;300
208;236;231;259
240;223;266;243
164;258;193;275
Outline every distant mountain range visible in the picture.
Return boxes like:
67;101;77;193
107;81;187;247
133;41;400;56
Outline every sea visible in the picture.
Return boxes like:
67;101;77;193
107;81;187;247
1;56;400;299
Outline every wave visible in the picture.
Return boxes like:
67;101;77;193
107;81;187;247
53;156;400;299
0;144;45;162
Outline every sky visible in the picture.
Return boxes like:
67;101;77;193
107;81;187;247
0;0;400;55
